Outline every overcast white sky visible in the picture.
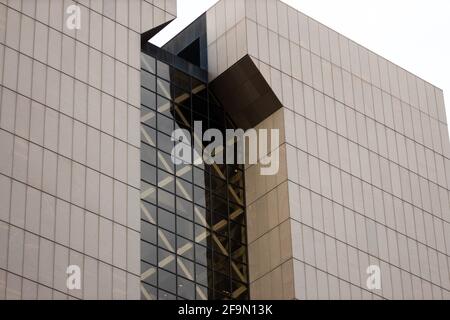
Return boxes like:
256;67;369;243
151;0;450;125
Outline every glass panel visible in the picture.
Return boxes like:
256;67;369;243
141;53;249;300
141;54;156;73
157;151;174;174
142;221;157;244
176;178;193;201
176;164;192;182
177;216;193;240
195;264;209;287
142;283;157;300
141;201;156;224
177;276;195;300
142;143;156;166
157;61;170;81
176;197;193;220
158;189;175;213
177;257;195;280
158;269;176;294
157;132;174;155
159;248;176;273
196;285;208;300
193;167;208;189
171;68;190;91
195;224;208;246
213;271;231;297
194;186;207;208
141;124;156;146
141;106;156;128
142;261;157;286
159;289;176;300
141;243;157;266
177;236;194;260
142;70;156;91
194;206;209;228
195;244;211;267
142;88;156;109
158;169;175;193
192;94;208;116
156;95;171;114
172;86;190;107
157;78;171;99
158;228;176;253
142;162;156;185
158;208;175;233
157;113;175;136
141;181;156;204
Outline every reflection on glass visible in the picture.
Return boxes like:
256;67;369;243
142;71;156;91
159;248;176;273
157;61;170;81
177;197;193;220
159;269;176;294
158;208;175;232
178;276;195;300
158;189;175;212
177;216;194;240
142;88;156;109
141;51;248;301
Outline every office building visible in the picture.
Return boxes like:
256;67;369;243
1;0;449;300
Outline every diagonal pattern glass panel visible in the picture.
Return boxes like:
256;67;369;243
140;51;249;300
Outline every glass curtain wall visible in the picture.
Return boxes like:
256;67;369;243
140;50;249;300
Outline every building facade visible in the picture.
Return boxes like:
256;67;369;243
1;0;450;300
0;0;176;299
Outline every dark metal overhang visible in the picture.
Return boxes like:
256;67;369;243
209;55;283;130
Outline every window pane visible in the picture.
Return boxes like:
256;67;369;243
158;228;175;252
142;261;157;286
141;201;156;224
157;95;171;114
177;197;193;220
142;283;157;300
141;181;156;204
157;61;170;80
196;264;209;287
157;132;174;155
158;169;174;193
141;54;156;73
158;189;175;213
141;106;156;128
141;242;157;266
157;78;171;99
141;124;156;146
142;143;156;166
177;277;195;300
142;221;156;244
157;151;174;173
176;178;193;201
142;162;156;185
158;269;176;294
177;237;194;260
177;257;194;280
142;88;156;109
177;216;193;240
195;244;210;266
157;113;175;136
158;248;176;273
142;70;156;91
158;208;175;232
